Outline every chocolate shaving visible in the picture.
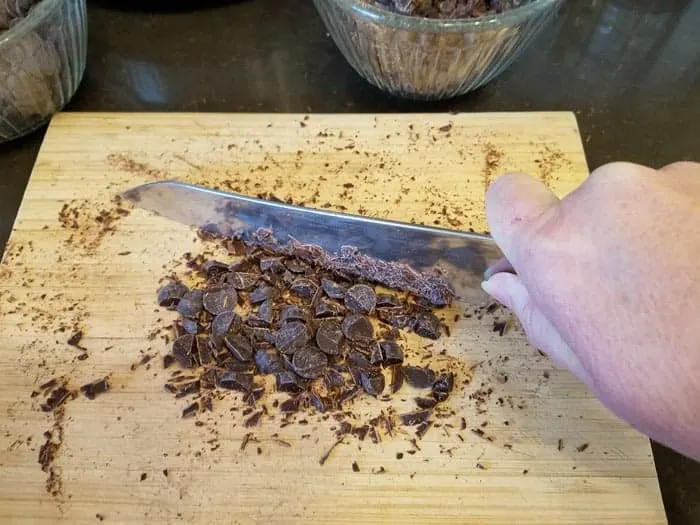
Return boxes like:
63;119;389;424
319;438;344;466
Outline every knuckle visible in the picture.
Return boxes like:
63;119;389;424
660;161;700;174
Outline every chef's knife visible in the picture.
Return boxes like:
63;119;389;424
122;181;507;304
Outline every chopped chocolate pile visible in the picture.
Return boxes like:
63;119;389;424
158;239;458;439
371;0;521;18
248;229;455;307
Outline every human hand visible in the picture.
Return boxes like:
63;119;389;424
482;161;700;460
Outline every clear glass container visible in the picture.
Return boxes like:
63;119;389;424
0;0;87;142
312;0;564;100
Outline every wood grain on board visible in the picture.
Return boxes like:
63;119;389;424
0;112;666;524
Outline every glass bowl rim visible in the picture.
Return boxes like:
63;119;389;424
0;0;65;48
319;0;563;31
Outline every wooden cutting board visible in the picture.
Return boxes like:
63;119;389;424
0;112;667;525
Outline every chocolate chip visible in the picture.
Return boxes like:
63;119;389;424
413;312;441;339
211;311;241;338
292;347;328;379
229;272;260;290
279;397;299;413
249;284;280;304
415;397;438;409
341;314;374;342
380;341;404;365
176;290;203;318
173;379;200;398
276;370;305;393
244;326;276;345
275;321;311;354
217;371;253;392
310;392;328;413
403;366;436;389
284;259;308;273
325;369;346;388
203;259;229;275
157;283;188;309
289;278;318;299
400;409;431;426
181;317;199;335
347;364;363;386
432;373;454;394
203;286;238;315
344;284;376;314
376;293;401;308
348;350;371;370
248;299;274;327
196;335;215;365
368;341;383;365
262;299;276;321
172;334;195;368
259;257;286;274
254;349;286;375
223;359;255;373
280;305;308;323
315;299;344;318
360;370;385;397
321;279;347;299
316;320;344;355
389;365;404;393
224;333;253;361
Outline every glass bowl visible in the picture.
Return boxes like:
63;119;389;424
312;0;564;100
0;0;87;143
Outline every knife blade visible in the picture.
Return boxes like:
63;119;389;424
122;181;505;304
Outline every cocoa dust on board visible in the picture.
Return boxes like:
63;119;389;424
535;145;571;187
57;195;131;254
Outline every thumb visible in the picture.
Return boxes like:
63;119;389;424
486;173;560;270
482;272;591;384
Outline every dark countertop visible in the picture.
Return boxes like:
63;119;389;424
1;0;699;522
